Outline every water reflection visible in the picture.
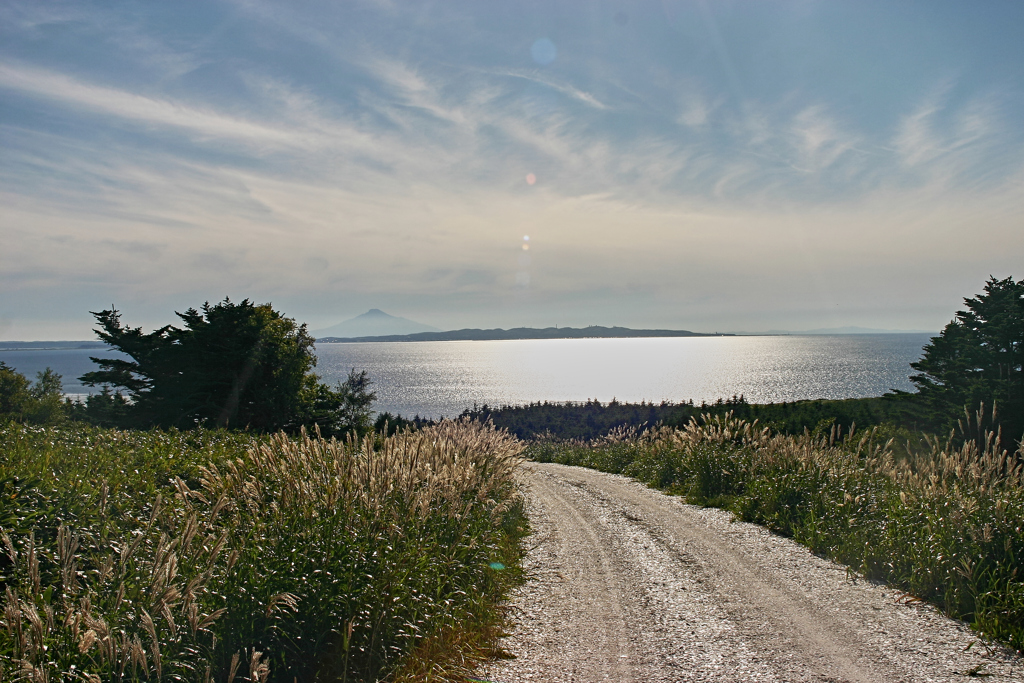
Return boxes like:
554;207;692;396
0;335;931;420
313;334;930;419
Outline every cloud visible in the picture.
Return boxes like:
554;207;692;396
895;97;944;167
0;63;303;149
485;68;610;110
789;105;858;173
363;58;470;125
893;84;999;166
677;96;711;128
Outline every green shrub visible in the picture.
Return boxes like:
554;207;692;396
0;364;68;426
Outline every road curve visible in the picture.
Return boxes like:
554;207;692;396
480;463;1021;683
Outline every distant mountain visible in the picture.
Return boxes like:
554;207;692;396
316;325;729;343
311;309;440;339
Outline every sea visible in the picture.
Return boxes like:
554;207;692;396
0;334;933;419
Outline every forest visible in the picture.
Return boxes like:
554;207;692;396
458;394;921;442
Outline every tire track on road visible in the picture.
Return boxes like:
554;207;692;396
482;463;1021;683
506;468;635;680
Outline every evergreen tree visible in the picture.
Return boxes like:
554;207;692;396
81;298;375;434
910;276;1024;447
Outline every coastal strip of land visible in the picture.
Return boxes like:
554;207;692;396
316;325;731;343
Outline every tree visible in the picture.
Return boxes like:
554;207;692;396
296;368;377;438
0;362;31;419
25;368;66;424
65;386;132;428
909;276;1024;447
0;363;66;424
80;298;376;434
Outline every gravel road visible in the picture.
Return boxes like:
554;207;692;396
480;463;1022;682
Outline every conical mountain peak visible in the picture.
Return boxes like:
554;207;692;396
311;309;440;338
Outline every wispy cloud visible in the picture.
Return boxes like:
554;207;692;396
363;58;470;125
890;85;1021;196
895;95;946;167
677;94;714;128
789;105;858;173
893;83;1000;166
0;63;302;148
484;67;610;110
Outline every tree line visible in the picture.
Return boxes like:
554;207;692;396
457;395;920;442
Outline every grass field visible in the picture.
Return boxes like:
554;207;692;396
0;420;528;682
5;407;1022;678
528;413;1024;652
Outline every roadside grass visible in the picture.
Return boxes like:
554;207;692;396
527;415;1024;652
0;419;528;681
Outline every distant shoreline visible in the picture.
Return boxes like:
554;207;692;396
0;341;110;351
0;329;936;348
316;326;728;343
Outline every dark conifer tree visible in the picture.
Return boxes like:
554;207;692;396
909;276;1024;447
81;298;375;434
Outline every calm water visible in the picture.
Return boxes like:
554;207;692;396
1;334;932;419
314;334;932;418
0;347;127;399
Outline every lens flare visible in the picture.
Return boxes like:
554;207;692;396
526;173;536;185
531;38;557;65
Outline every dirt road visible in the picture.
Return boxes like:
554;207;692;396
480;463;1021;682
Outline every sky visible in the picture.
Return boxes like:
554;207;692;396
2;0;1023;340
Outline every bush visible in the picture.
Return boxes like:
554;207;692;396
0;364;67;425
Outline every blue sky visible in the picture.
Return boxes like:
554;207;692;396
2;0;1023;339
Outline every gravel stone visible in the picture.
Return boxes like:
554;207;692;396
480;463;1022;682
